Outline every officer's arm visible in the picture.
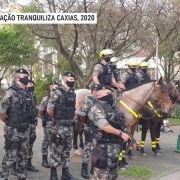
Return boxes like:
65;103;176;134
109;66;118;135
38;97;47;116
102;124;122;136
92;76;99;84
0;91;13;123
0;114;6;122
47;108;54;119
46;92;59;120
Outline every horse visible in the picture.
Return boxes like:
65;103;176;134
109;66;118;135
72;89;91;155
72;78;173;157
139;81;180;156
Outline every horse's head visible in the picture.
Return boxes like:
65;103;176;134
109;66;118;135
150;77;173;113
168;80;180;104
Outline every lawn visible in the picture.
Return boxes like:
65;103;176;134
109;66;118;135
169;118;180;125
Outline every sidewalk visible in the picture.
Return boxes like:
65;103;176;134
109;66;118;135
150;167;180;180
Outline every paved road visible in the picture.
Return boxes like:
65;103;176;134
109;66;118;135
0;120;179;180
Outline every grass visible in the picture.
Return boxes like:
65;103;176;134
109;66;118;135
119;165;157;179
169;118;180;125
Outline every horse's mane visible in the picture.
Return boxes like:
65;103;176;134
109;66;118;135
123;80;156;92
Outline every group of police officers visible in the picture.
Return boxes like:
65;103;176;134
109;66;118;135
0;48;151;180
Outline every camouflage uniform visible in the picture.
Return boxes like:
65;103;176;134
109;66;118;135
47;87;75;169
88;102;121;180
39;95;53;156
78;96;97;165
0;84;30;180
26;91;37;159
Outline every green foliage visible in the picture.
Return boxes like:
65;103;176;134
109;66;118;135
34;73;59;105
169;104;180;119
21;3;44;13
169;118;180;125
57;57;72;74
119;166;157;178
0;25;36;66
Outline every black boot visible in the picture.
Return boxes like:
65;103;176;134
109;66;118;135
27;158;39;172
89;165;94;175
11;162;18;176
81;163;89;179
18;178;26;180
61;167;79;180
42;155;50;168
50;167;59;180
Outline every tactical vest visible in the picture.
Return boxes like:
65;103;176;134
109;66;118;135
125;72;139;88
26;91;38;124
85;96;97;126
113;69;119;82
139;71;151;83
42;94;52;122
97;63;113;86
91;102;122;144
6;85;30;130
54;88;76;121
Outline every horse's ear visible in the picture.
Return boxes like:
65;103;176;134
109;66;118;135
158;76;163;84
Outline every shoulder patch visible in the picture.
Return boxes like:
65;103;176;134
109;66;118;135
96;108;102;113
53;94;58;99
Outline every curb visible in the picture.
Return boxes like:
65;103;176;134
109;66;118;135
149;166;180;180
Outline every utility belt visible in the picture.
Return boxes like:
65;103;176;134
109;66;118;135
56;119;75;127
6;123;29;133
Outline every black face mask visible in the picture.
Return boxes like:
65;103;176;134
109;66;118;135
66;81;75;88
19;76;29;85
98;94;114;106
141;69;147;73
28;86;34;92
104;57;111;63
112;65;117;70
130;68;136;72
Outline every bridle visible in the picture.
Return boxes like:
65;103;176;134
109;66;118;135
118;82;171;112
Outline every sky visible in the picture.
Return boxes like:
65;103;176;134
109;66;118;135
17;0;31;5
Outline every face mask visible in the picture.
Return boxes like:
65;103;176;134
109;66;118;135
28;86;34;91
104;57;111;63
130;68;136;72
19;76;29;85
112;65;117;70
66;81;75;88
98;94;114;106
141;69;147;73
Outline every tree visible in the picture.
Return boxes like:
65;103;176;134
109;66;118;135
0;25;37;91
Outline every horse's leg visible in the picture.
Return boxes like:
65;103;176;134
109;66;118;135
155;117;163;152
118;142;128;170
140;120;149;156
79;130;84;149
150;118;161;156
73;126;82;155
128;123;138;160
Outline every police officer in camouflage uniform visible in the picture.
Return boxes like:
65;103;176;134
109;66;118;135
78;84;98;179
138;62;151;83
0;69;30;180
87;84;131;180
39;81;59;168
25;80;39;172
93;49;124;89
47;71;79;180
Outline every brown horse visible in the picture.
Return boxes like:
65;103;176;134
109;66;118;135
72;78;173;156
139;81;180;156
72;89;91;154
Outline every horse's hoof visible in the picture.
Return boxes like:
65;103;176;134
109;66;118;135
75;149;82;156
141;153;147;157
128;156;137;160
154;152;161;156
